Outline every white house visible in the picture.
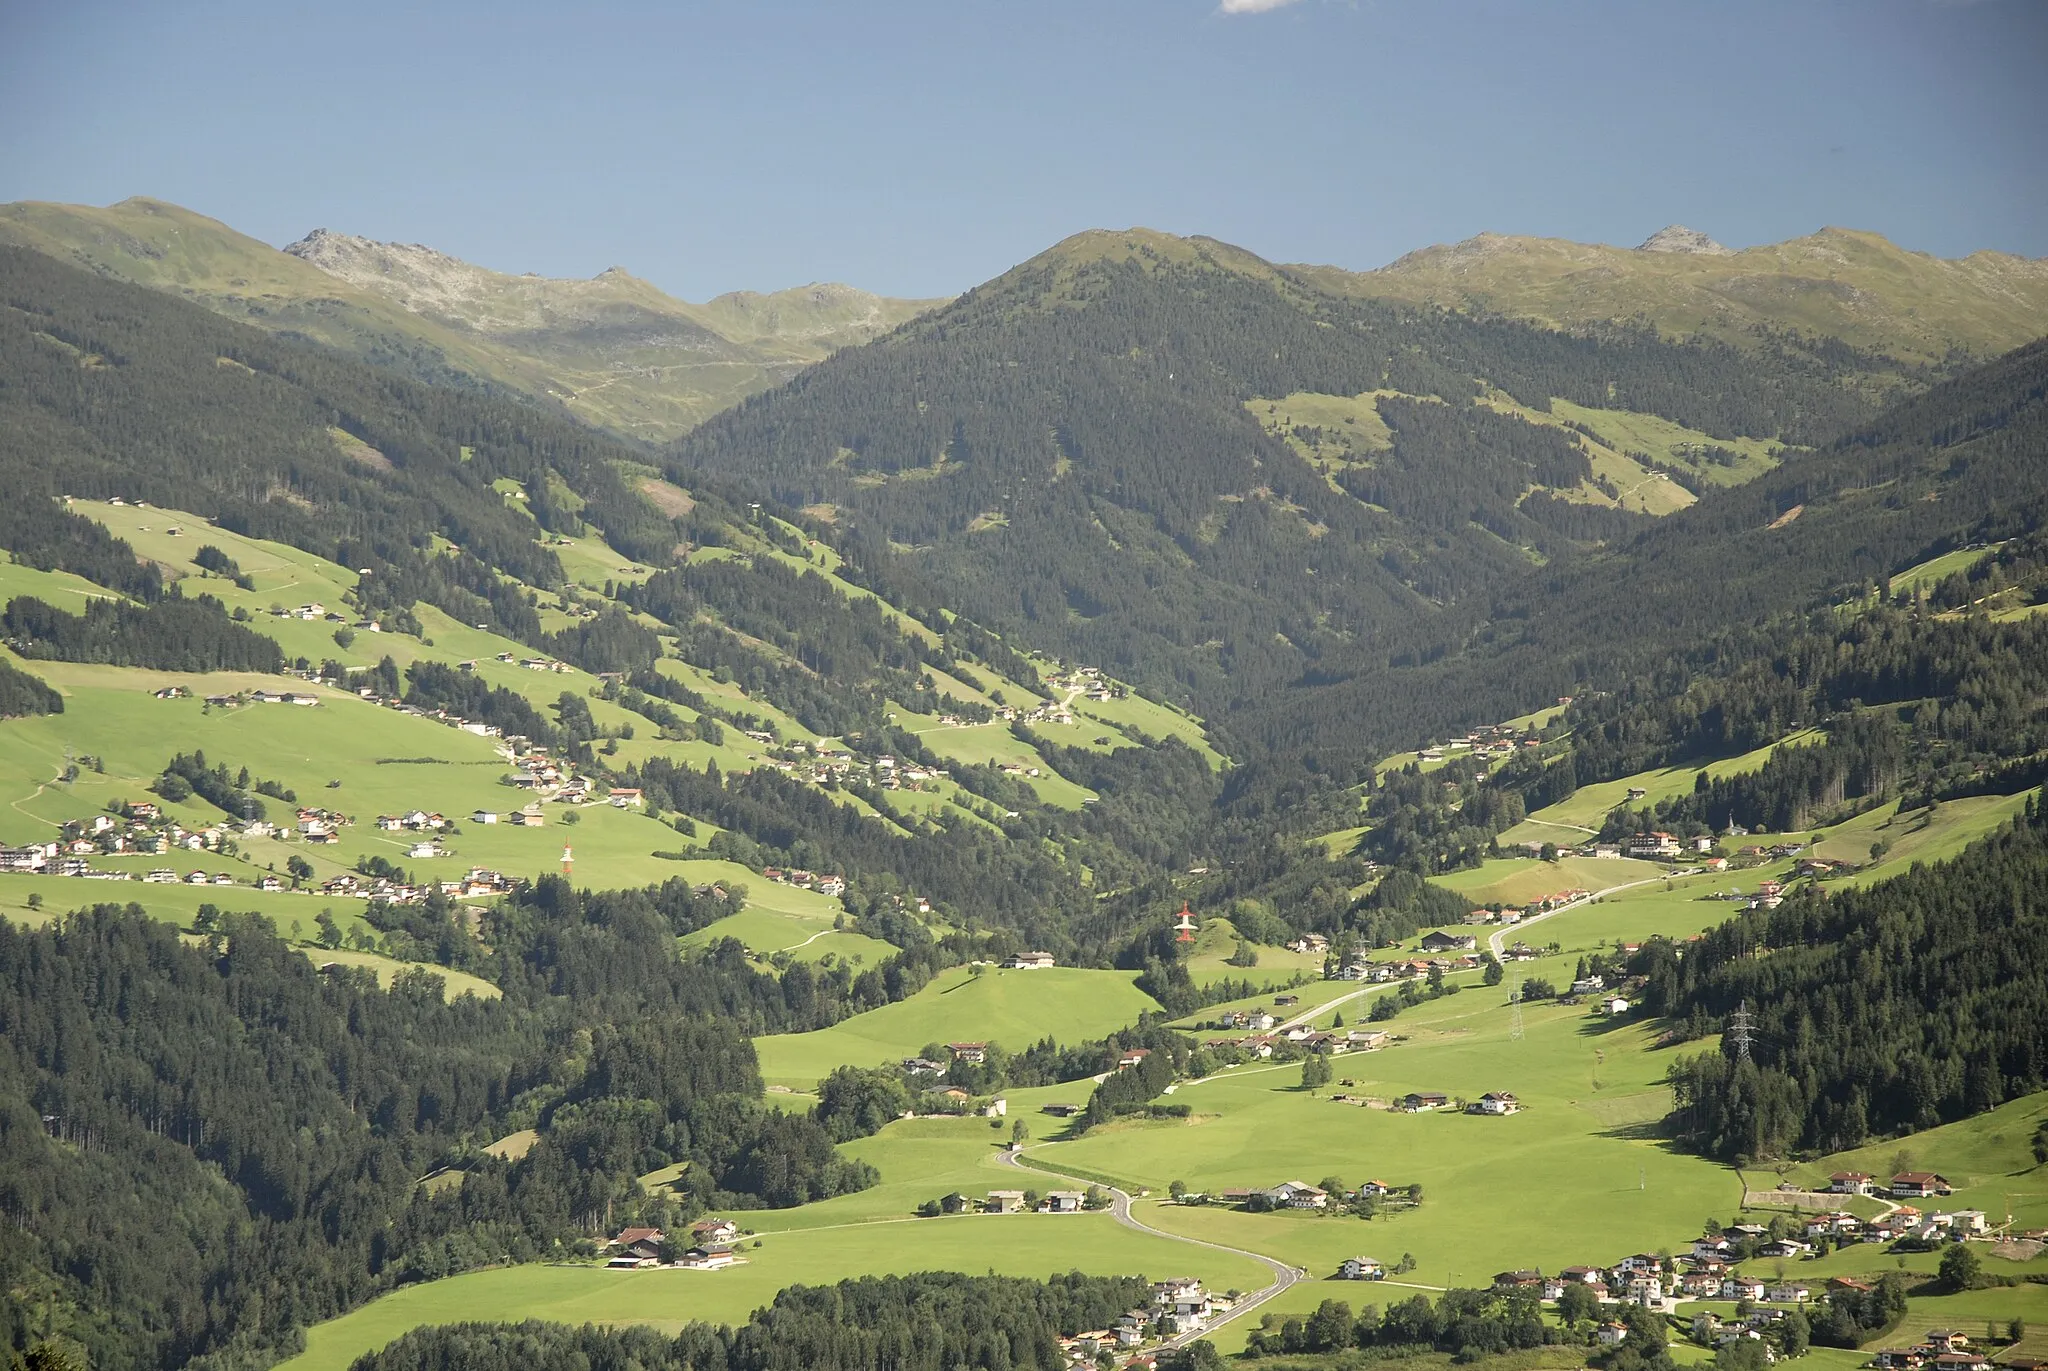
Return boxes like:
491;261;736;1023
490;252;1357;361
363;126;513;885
1265;1181;1329;1209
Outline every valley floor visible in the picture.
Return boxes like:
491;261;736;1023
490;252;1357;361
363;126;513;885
274;864;2048;1369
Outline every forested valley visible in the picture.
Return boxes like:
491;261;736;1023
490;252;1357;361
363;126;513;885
2;222;2048;1371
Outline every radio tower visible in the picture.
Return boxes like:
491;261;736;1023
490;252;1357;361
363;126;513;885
1728;1000;1756;1063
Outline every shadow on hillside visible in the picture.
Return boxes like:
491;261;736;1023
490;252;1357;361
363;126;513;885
1594;1118;1679;1144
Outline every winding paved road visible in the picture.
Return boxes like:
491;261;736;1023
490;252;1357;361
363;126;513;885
976;873;1681;1350
996;1147;1302;1349
1484;875;1671;967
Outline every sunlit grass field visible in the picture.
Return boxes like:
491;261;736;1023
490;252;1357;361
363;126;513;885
752;965;1159;1089
280;1214;1267;1371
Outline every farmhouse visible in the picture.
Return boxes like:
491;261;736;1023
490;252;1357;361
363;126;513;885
1469;1092;1519;1115
610;1226;664;1249
1264;1181;1329;1209
1627;831;1681;859
1338;1257;1385;1280
985;1189;1027;1214
1399;1091;1450;1112
1828;1171;1874;1194
606;1243;662;1269
1891;1172;1953;1198
1000;951;1056;970
1042;1190;1087;1213
677;1245;738;1270
947;1041;988;1064
691;1218;739;1245
1117;1048;1153;1070
1419;930;1478;953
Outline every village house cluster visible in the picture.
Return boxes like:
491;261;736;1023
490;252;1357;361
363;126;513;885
1319;927;1489;985
266;600;385;634
3;801;257;887
759;866;849;899
166;684;324;708
1873;1329;2030;1371
953;1187;1101;1216
754;738;954;793
601;1218;743;1271
1196;999;1390;1058
1055;1278;1222;1359
1207;1178;1411;1211
1415;718;1549;765
1461;1174;2022;1367
314;865;515;904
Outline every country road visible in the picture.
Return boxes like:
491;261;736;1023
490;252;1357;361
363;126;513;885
997;1147;1302;1349
1484;875;1672;967
1274;873;1673;1037
985;870;1680;1351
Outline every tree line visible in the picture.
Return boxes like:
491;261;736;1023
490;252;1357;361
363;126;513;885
1645;798;2048;1158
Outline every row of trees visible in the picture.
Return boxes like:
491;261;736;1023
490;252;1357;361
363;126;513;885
345;1273;1160;1371
2;593;282;673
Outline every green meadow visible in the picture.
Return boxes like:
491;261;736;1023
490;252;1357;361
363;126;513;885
1546;398;1782;487
1432;855;1671;906
281;1214;1267;1371
679;902;898;966
1778;1092;2048;1232
279;856;2048;1360
1181;916;1327;988
1495;734;1819;845
1890;542;2003;595
752;965;1160;1089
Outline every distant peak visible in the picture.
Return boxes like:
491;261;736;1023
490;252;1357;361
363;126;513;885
1637;225;1730;255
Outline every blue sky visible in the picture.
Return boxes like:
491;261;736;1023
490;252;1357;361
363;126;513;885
3;0;2043;299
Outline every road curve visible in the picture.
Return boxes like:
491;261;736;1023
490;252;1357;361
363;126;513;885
996;1147;1302;1349
1484;875;1670;967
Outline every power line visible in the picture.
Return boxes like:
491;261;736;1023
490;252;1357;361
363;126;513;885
1508;976;1523;1042
1728;1000;1756;1063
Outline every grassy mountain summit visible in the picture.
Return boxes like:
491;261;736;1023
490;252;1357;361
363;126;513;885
0;197;943;440
668;223;1938;712
1305;223;2048;366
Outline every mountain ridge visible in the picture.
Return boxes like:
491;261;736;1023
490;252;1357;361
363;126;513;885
0;196;944;441
1307;223;2048;364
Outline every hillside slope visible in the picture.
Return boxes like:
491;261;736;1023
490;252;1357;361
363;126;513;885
1308;224;2048;367
0;197;942;440
1244;334;2048;777
666;226;1911;712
